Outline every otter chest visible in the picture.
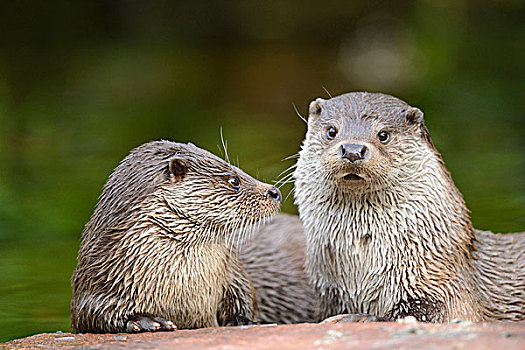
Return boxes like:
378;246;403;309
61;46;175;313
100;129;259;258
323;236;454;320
165;244;231;328
128;233;231;328
306;201;419;316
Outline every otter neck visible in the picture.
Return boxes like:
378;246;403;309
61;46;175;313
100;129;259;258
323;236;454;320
135;195;229;247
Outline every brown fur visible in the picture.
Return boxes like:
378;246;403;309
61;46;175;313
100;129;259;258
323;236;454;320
241;213;318;324
71;140;281;333
284;92;524;322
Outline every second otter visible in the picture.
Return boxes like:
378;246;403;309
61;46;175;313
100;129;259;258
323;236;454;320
71;141;281;333
290;92;524;322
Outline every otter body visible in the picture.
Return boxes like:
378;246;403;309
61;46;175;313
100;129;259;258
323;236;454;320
291;92;524;322
71;141;281;333
241;214;317;324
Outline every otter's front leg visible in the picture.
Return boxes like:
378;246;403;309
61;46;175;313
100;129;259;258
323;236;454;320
315;286;349;322
385;297;444;323
126;314;177;332
217;259;257;326
316;287;393;323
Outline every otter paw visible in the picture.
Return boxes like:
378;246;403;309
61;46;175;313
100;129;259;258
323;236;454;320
126;315;177;333
225;315;256;326
321;313;391;324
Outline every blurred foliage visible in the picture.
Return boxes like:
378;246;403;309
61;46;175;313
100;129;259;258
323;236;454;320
0;0;524;342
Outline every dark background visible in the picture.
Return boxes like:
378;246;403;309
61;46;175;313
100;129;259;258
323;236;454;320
1;0;524;341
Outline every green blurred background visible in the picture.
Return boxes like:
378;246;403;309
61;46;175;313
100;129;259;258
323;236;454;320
0;0;524;342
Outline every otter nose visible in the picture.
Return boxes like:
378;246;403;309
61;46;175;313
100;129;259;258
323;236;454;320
267;186;281;202
339;143;368;163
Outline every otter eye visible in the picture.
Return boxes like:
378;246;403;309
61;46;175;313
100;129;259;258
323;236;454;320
377;130;390;144
326;127;338;140
227;176;241;190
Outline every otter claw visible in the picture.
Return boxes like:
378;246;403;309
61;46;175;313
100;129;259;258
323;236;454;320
153;317;177;331
126;322;141;333
321;313;392;324
126;315;177;332
225;315;255;326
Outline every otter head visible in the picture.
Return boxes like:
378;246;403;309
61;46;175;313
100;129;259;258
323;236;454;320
93;141;281;245
297;92;437;194
160;143;281;233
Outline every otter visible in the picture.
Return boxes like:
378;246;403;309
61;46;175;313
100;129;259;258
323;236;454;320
71;140;281;333
288;92;524;322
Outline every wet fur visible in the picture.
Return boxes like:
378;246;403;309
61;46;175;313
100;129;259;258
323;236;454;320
71;141;279;333
241;214;318;324
291;92;524;322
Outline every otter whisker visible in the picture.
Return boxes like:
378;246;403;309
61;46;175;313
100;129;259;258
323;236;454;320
322;86;333;98
219;127;231;163
275;165;297;187
276;163;297;179
277;167;295;182
275;174;295;188
283;187;295;203
282;153;300;161
292;103;307;124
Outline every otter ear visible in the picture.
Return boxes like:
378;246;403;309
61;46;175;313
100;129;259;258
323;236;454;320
168;158;187;181
405;107;424;125
405;107;436;149
308;98;324;120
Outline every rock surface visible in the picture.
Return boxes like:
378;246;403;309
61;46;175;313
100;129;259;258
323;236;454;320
2;321;525;349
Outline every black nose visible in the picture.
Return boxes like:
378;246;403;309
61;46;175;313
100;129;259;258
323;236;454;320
339;143;368;163
267;186;281;202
